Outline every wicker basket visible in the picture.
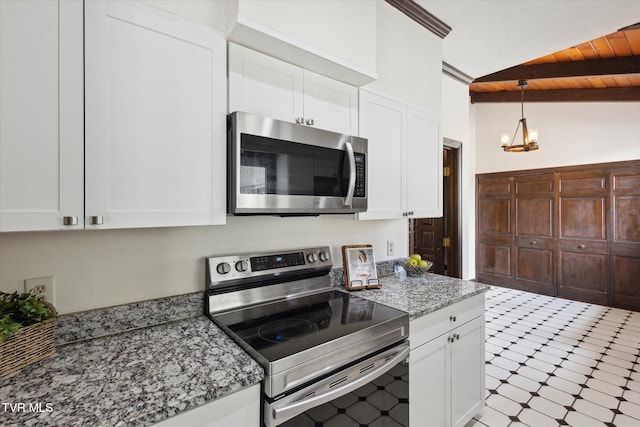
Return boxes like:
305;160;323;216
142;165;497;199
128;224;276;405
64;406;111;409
0;302;57;377
404;260;434;277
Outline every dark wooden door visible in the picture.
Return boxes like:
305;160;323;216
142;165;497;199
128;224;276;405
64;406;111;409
610;168;640;310
413;146;460;277
513;174;556;296
413;217;444;274
557;171;608;305
476;176;514;287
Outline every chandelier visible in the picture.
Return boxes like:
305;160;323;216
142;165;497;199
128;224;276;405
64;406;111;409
500;79;539;152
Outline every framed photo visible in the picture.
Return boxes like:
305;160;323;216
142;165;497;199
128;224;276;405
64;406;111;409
341;244;381;290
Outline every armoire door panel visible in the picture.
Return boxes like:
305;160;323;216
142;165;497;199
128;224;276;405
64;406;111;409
611;243;640;309
479;243;512;276
478;199;512;235
558;171;607;193
558;250;608;305
515;198;554;238
515;179;554;195
478;177;513;197
614;196;640;242
559;197;606;240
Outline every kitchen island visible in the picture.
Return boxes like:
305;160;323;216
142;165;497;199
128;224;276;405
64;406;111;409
0;273;488;427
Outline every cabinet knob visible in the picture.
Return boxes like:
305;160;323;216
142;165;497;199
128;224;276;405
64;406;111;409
529;240;537;245
305;118;315;126
63;216;78;226
295;117;304;124
578;244;586;249
449;315;457;322
455;333;460;341
89;216;104;225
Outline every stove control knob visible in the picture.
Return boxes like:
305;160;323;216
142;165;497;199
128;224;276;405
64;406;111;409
306;253;318;263
235;260;248;272
216;262;231;275
319;251;330;262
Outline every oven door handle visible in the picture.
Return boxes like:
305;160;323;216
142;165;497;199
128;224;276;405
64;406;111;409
269;342;410;426
343;141;356;208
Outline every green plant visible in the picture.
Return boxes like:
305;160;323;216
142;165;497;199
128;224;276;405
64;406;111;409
0;289;56;341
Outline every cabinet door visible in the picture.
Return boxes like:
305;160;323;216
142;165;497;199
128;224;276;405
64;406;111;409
302;69;358;135
557;171;608;305
406;106;443;218
611;168;640;310
476;176;514;287
451;316;485;427
357;90;405;220
228;42;304;123
514;174;556;296
410;333;450;427
85;1;226;228
0;0;84;231
154;384;260;427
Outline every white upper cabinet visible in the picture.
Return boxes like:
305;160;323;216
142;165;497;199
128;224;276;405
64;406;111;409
228;42;304;124
85;0;226;229
406;107;443;218
358;89;442;220
229;43;358;135
1;0;226;232
226;0;377;86
357;91;405;220
0;0;84;232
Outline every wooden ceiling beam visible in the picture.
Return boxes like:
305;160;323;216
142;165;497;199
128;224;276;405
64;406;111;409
473;56;640;83
470;86;640;103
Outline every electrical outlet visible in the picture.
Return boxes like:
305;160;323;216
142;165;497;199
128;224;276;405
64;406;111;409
24;276;55;305
387;240;395;256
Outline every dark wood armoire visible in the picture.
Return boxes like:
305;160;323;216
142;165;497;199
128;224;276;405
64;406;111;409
476;160;640;311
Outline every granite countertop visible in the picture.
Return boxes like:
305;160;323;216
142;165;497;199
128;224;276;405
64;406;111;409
344;272;489;319
0;271;487;427
0;306;263;427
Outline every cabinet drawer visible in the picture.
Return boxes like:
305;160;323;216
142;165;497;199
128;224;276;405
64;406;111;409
410;293;485;350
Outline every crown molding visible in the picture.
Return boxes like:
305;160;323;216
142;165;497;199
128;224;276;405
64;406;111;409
385;0;451;39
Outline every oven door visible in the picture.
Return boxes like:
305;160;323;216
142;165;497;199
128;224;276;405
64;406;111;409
228;111;367;215
264;341;410;427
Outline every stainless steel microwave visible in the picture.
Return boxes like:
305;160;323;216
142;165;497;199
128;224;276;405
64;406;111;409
228;112;367;215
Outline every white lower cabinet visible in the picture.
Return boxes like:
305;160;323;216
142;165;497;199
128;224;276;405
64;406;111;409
410;295;485;427
153;385;260;427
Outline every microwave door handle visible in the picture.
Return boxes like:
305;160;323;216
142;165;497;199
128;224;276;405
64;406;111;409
343;141;356;208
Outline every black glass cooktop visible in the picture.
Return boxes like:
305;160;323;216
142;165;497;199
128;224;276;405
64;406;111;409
211;290;406;363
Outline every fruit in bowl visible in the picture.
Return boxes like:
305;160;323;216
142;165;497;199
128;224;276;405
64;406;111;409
404;254;433;277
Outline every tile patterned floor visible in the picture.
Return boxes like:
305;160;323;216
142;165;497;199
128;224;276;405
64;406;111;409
470;286;640;427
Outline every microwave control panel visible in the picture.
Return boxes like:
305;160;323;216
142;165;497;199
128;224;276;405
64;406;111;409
354;153;366;198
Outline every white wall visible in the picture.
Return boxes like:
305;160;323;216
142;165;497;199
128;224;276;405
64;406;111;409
0;217;408;314
475;102;640;173
441;75;476;280
365;1;442;111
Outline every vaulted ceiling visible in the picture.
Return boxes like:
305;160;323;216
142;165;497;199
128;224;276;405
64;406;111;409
470;24;640;103
410;0;640;103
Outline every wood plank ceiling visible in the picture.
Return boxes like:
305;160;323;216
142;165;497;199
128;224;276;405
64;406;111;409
470;23;640;103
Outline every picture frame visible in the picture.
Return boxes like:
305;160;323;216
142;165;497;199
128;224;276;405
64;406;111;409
341;244;381;290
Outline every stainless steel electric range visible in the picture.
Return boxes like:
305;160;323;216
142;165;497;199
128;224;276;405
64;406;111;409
205;246;410;427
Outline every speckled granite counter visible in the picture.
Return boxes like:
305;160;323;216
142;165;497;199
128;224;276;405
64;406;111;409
0;271;485;426
344;273;489;320
0;315;263;427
